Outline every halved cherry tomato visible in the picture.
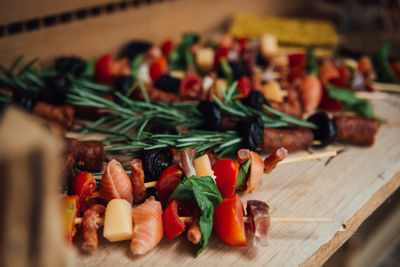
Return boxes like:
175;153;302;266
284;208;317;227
95;54;113;84
213;159;239;197
237;76;252;97
63;195;80;244
288;53;305;68
73;171;97;212
319;86;343;112
213;194;247;246
237;37;247;53
161;39;173;58
156;165;183;207
149;58;168;81
163;199;186;240
179;74;202;98
214;46;229;67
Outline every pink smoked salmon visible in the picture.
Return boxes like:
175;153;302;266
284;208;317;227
100;159;133;204
131;196;163;255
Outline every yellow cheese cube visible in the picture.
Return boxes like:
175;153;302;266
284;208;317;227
215;79;227;100
261;81;284;103
194;154;215;179
103;199;133;242
261;34;278;57
196;48;215;73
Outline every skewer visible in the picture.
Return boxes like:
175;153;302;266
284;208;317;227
74;216;333;225
93;150;337;187
372;82;400;93
355;91;388;100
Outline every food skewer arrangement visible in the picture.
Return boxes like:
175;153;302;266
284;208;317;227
0;29;397;259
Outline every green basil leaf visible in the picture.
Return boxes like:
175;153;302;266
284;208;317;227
326;83;375;118
236;158;251;189
167;175;222;255
183;33;200;46
306;48;318;76
83;59;95;78
170;43;186;71
371;44;398;84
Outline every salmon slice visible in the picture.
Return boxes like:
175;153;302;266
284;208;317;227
131;196;163;255
245;151;264;193
100;159;133;204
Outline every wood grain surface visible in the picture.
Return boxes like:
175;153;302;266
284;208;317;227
73;96;400;266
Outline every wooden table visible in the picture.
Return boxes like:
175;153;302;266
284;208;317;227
76;95;400;266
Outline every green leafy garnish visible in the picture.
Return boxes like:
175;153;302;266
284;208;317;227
371;44;398;84
168;176;222;255
326;83;374;118
83;59;95;78
170;33;199;71
220;58;233;88
236;159;251;189
306;48;318;76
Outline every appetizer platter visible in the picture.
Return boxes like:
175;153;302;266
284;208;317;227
0;2;400;265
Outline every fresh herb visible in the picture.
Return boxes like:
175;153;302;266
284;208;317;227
220;58;233;88
83;59;95;78
326;83;374;118
236;159;251;189
371;44;398;84
168;175;222;255
306;48;318;76
170;33;199;71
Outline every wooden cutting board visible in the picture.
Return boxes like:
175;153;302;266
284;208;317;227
75;95;400;266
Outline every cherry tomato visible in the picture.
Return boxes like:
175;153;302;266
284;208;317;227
213;194;247;246
179;74;202;98
95;54;114;84
163;199;186;240
73;171;97;212
213;159;239;197
237;76;252;97
214;46;229;67
319;86;343;112
63;195;80;244
288;53;305;68
149;58;168;81
156;165;183;207
161;39;173;58
237;37;247;53
330;66;350;88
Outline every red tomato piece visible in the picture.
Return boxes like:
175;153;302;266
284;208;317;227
95;54;114;84
288;53;305;68
237;37;247;53
213;159;239;197
179;74;202;98
288;64;304;83
319;86;343;112
149;58;168;81
163;199;186;240
237;76;252;97
330;66;350;88
73;171;97;212
213;194;247;246
156;165;183;207
214;46;229;68
161;39;173;58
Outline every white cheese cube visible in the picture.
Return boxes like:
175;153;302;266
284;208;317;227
194;154;215;180
103;199;133;242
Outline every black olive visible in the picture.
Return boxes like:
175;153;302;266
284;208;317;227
242;91;266;110
150;124;178;135
119;40;153;61
307;112;337;147
11;87;40;111
114;75;134;95
256;52;269;67
197;100;222;131
140;149;171;182
154;74;181;94
54;56;87;77
235;115;264;152
41;76;71;105
218;61;245;81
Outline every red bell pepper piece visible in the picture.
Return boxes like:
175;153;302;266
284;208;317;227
288;53;305;68
214;46;229;68
237;76;252;98
179;74;202;98
156;165;183;207
63;195;80;244
213;194;247;246
212;159;239;197
319;86;343;112
95;54;114;84
161;39;174;58
73;171;98;212
330;66;351;88
163;199;186;240
237;37;247;53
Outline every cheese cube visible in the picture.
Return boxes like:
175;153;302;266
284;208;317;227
215;79;227;100
261;81;284;103
261;34;278;57
196;48;215;73
103;199;133;242
194;154;215;179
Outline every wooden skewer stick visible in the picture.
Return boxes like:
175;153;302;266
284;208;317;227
278;150;337;165
74;216;333;225
355;91;388;100
94;150;337;188
372;82;400;93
